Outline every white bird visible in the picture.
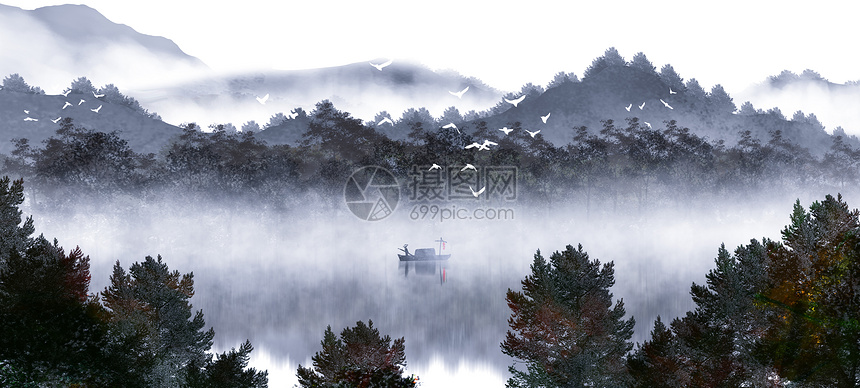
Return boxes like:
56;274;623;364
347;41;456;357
660;99;674;109
377;117;394;126
469;185;486;197
51;117;62;123
23;109;29;114
428;164;442;171
541;112;551;123
93;91;104;98
370;59;393;71
526;129;541;138
460;164;477;172
256;93;269;104
669;87;677;94
91;104;102;113
78;99;85;105
449;86;469;99
505;95;526;107
643;121;652;128
442;123;460;133
465;142;488;151
625;104;632;112
62;101;72;110
61;90;70;97
24;117;38;121
498;127;514;135
639;102;645;110
482;139;498;147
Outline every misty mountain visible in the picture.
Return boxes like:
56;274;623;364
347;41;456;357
0;4;208;93
468;65;841;156
0;89;181;155
141;60;504;132
735;70;860;137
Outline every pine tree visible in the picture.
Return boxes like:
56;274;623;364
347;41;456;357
296;320;416;387
501;245;634;387
102;255;215;387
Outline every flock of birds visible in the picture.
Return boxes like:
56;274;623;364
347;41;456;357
368;59;681;197
9;58;681;200
21;90;106;123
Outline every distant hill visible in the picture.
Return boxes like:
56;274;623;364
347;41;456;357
0;4;208;93
0;89;182;155
735;70;860;136
466;65;841;156
142;60;504;130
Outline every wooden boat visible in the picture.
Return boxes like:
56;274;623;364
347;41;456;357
398;238;450;261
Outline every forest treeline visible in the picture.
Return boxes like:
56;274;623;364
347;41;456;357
1;99;858;217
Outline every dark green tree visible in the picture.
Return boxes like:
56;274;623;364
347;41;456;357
296;320;416;388
101;255;215;387
501;245;635;387
183;340;268;388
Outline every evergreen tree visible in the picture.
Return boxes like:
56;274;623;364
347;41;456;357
1;73;44;94
583;47;626;79
707;84;736;114
65;76;97;96
658;64;684;92
296;320;416;387
102;255;215;387
183;341;268;388
629;52;657;75
501;245;634;387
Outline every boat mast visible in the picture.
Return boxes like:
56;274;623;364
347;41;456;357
436;237;446;255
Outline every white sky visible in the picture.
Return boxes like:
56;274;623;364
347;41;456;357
3;0;858;93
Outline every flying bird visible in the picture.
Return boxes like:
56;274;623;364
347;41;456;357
51;117;62;123
61;90;70;97
541;112;551;123
498;126;514;135
669;87;677;94
465;142;488;151
24;117;38;121
526;129;541;138
377;117;394;126
23;109;29;114
625;104;632;112
460;164;477;172
428;164;442;171
482;139;498;147
370;59;393;71
78;99;85;105
504;95;526;107
639;102;645;110
62;101;72;109
643;121;652;128
660;99;674;109
469;185;486;198
442;123;460;133
91;104;102;113
93;91;104;98
256;93;269;104
449;86;469;99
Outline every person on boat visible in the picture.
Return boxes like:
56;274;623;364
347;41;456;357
399;244;411;257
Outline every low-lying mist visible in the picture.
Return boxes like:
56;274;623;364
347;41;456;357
23;185;855;385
